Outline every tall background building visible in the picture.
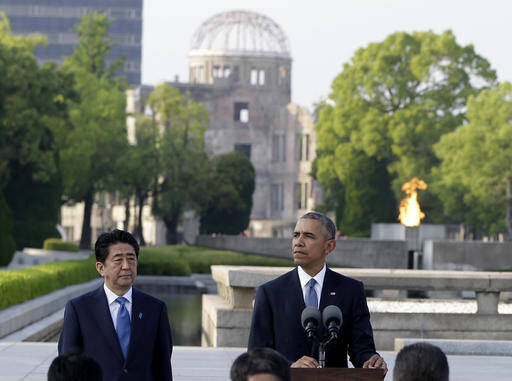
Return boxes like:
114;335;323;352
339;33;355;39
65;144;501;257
0;0;142;85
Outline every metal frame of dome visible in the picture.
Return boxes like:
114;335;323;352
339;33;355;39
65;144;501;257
190;10;291;58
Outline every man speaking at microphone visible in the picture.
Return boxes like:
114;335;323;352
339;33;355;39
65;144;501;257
248;212;387;374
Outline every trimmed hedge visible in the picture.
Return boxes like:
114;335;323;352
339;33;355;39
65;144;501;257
138;260;191;276
43;238;79;252
0;255;98;310
139;245;293;273
0;246;293;310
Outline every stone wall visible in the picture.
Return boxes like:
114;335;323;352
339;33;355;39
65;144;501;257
202;266;512;351
196;235;408;268
424;240;512;270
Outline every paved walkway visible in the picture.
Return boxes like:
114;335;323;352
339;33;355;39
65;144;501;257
1;343;512;380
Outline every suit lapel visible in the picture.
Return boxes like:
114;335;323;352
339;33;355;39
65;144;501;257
290;267;306;311
319;267;339;311
90;286;124;362
127;288;145;361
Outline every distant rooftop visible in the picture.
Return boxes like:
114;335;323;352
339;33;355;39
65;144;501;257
189;10;291;59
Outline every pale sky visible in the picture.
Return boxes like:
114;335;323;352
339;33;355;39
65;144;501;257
142;0;512;110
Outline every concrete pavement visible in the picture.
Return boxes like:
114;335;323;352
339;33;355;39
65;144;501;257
1;343;512;380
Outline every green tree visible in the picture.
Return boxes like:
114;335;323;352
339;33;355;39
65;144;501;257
0;192;15;266
315;30;496;234
148;84;209;244
434;82;512;237
59;12;127;249
0;13;76;252
200;152;255;235
116;116;161;245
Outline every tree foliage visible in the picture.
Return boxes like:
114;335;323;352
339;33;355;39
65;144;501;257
117;116;161;245
315;30;496;234
434;82;512;237
200;152;255;235
148;84;209;244
59;12;127;249
0;13;76;252
0;192;15;266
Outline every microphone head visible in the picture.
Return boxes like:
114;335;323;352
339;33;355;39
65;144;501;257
322;305;343;328
301;306;321;329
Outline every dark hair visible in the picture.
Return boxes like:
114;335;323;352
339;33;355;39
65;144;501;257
95;229;139;263
300;211;336;240
393;342;449;381
48;350;102;381
230;348;290;381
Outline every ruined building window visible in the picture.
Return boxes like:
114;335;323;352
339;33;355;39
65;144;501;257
250;69;258;85
304;134;310;161
279;66;287;86
233;65;239;81
223;66;231;78
303;182;309;209
294;183;301;209
272;134;286;162
258;70;265;85
296;134;303;161
234;102;249;123
271;184;284;211
197;66;204;83
192;66;204;83
212;65;222;78
250;69;266;85
295;182;309;210
297;134;310;161
235;143;251;159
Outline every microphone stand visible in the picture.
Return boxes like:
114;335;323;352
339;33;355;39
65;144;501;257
318;328;338;368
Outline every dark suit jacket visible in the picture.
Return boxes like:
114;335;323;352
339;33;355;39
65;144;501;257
248;267;377;368
58;286;172;381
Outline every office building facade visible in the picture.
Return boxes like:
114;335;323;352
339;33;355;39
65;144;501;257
0;0;142;85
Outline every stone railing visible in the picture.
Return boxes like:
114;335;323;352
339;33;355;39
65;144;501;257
202;266;512;349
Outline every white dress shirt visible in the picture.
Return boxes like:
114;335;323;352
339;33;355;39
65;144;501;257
104;283;132;330
297;264;326;309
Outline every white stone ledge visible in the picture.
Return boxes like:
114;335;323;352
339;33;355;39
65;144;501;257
395;338;512;356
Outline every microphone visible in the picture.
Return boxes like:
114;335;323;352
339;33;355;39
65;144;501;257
301;306;321;340
322;305;343;341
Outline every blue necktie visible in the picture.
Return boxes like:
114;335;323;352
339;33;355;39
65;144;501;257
116;297;131;359
305;278;318;308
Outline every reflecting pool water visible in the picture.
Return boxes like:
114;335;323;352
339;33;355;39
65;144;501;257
161;294;202;346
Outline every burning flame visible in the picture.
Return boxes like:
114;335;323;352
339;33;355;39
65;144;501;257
398;177;427;227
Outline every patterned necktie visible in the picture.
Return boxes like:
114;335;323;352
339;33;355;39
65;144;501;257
305;278;318;308
116;297;131;359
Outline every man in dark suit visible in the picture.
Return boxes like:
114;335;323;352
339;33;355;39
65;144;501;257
248;212;387;374
58;229;172;380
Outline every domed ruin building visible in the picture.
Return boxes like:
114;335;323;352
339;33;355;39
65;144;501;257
62;10;320;243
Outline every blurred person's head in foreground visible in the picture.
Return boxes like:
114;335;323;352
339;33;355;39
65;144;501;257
230;347;291;381
393;342;449;381
48;348;102;381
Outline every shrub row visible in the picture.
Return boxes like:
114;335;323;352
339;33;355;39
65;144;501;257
43;238;79;252
0;256;98;310
0;246;293;310
139;245;293;273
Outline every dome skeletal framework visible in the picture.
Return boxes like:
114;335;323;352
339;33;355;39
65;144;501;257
190;10;291;58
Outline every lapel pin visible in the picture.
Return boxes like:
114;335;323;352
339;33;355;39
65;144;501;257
330;292;336;296
138;313;143;319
